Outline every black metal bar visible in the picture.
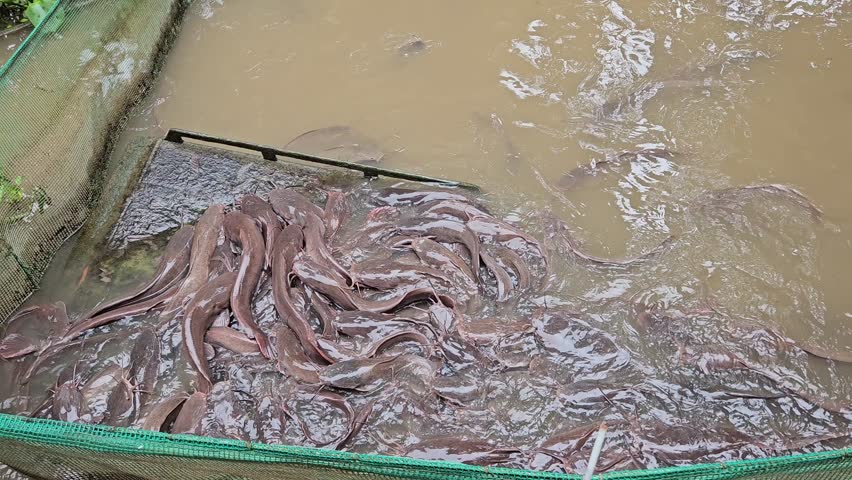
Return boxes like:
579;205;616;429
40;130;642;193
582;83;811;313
164;128;480;191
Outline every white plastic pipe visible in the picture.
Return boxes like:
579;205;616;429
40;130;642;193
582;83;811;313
583;422;608;480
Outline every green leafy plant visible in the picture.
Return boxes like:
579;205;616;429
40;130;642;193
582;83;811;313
0;0;62;30
0;175;23;204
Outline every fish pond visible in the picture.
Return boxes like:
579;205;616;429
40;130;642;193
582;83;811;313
3;0;852;476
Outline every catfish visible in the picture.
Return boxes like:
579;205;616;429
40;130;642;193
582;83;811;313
241;194;283;270
274;325;322;384
323;190;348;241
171;391;206;435
0;302;69;359
161;205;225;322
183;272;238;393
85;226;194;319
206;327;260;354
396;218;481;276
268;188;323;227
64;283;179;341
376;188;471;207
271;227;331;364
224;212;272;357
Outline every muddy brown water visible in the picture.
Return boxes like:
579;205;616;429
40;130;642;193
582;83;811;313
5;0;852;475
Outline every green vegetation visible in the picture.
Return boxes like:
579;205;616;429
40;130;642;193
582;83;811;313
0;173;51;226
1;0;62;31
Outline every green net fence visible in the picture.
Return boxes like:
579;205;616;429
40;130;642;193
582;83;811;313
0;413;850;480
0;0;188;320
1;2;852;480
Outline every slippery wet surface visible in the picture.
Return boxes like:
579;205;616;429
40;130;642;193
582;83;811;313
4;0;852;475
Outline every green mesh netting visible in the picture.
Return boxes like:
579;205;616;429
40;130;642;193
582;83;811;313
0;0;188;320
2;2;852;480
0;414;850;480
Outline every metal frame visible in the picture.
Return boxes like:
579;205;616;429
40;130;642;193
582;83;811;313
164;128;480;191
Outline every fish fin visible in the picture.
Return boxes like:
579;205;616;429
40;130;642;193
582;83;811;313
0;334;38;359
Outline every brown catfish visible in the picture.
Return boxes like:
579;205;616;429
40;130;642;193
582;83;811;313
350;259;454;290
209;244;238;276
224;212;272;357
85;226;194;319
304;213;353;285
0;302;68;359
397;218;481;276
240;194;282;270
138;394;188;432
171;391;206;434
334;399;375;450
52;366;91;423
309;290;339;340
271;227;331;364
183;272;238;393
466;217;544;257
318;328;432;363
64;283;179;341
395;237;478;285
318;355;398;391
493;246;531;290
334;311;436;341
547;216;672;267
81;364;124;424
206;327;260;354
480;251;512;302
285;387;355;447
274;325;322;384
323;190;348;241
294;256;449;313
557;149;675;190
252;372;287;444
127;328;160;421
268;188;324;227
418;199;490;221
162;205;224;322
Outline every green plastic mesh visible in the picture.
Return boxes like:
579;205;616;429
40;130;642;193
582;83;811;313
0;0;187;320
0;414;850;480
2;2;852;480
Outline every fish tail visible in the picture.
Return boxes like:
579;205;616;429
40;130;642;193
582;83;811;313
255;332;274;359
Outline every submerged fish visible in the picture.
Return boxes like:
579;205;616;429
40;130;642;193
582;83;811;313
403;438;521;466
285;126;385;164
274;325;322;384
85;226;194;320
0;302;68;359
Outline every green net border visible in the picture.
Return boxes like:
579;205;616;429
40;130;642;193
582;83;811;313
0;413;850;479
0;0;62;78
